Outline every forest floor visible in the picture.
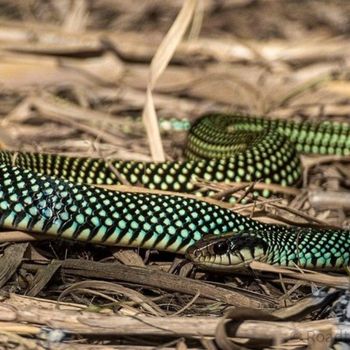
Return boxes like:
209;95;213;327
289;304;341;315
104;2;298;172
0;1;350;349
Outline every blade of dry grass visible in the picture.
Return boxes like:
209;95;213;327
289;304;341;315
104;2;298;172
0;298;346;346
250;261;350;288
62;0;89;32
142;0;198;161
60;258;272;308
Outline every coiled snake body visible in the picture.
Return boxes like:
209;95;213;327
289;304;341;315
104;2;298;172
0;114;350;270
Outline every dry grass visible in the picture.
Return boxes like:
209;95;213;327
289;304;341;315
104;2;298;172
0;0;350;349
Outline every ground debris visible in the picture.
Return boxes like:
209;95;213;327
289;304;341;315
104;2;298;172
0;1;350;349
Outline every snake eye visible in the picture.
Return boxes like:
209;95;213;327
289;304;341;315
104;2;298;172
212;241;229;255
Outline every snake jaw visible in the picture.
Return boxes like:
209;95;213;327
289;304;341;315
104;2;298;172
186;232;269;271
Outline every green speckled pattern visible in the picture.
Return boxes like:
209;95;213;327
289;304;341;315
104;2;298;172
0;164;264;253
0;113;350;269
1;114;350;196
0;114;350;195
1;162;349;269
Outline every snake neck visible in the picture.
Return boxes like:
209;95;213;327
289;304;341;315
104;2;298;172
188;227;350;271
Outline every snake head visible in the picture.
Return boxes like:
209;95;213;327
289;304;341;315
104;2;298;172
186;232;269;271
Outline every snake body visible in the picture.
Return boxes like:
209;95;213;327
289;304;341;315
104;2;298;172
3;114;350;194
0;163;259;254
0;114;350;269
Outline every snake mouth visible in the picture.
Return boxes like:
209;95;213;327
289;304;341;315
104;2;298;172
186;232;269;271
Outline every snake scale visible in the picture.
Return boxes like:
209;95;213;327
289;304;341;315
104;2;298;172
1;114;350;270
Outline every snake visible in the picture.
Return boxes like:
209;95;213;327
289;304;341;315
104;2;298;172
0;113;350;270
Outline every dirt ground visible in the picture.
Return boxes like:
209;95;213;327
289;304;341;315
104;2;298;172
0;1;350;349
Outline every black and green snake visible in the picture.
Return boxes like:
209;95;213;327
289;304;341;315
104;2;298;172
1;114;350;271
